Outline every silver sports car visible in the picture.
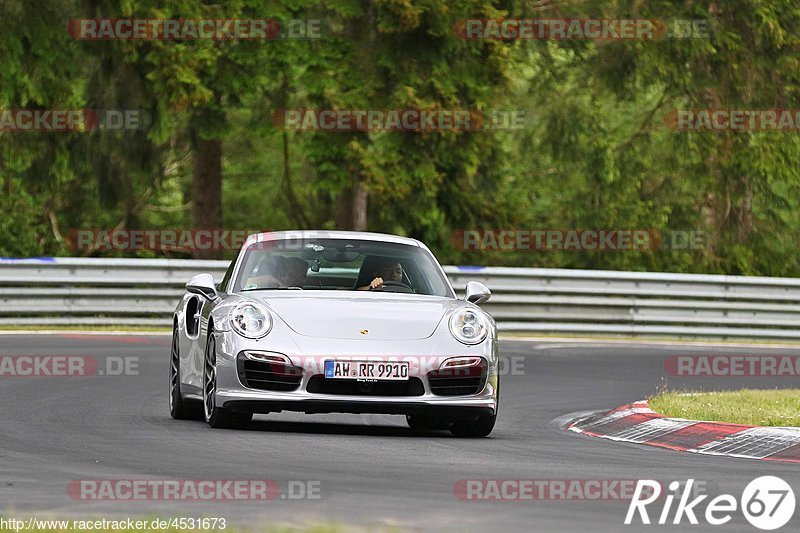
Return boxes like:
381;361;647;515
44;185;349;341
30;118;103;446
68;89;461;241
170;231;498;437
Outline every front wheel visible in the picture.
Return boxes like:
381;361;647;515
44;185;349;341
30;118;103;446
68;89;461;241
203;333;252;429
449;413;497;438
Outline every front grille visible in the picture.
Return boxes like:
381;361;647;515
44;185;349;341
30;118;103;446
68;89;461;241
238;356;303;392
427;361;487;396
306;375;425;396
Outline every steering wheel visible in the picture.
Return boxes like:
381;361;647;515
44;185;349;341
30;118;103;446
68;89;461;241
372;280;414;293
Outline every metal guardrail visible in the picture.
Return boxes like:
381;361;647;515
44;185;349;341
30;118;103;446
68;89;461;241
2;257;800;339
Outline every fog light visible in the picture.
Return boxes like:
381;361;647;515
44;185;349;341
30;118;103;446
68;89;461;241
244;351;292;365
440;356;483;369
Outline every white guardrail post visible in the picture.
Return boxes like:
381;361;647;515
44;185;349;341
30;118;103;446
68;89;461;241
2;258;800;339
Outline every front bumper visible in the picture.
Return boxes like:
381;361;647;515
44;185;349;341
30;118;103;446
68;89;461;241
213;334;499;419
220;396;496;419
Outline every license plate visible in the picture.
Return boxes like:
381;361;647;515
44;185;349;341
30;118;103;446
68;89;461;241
324;360;409;381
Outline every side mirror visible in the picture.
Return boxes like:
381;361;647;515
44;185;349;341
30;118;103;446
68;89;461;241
186;273;218;300
464;281;491;305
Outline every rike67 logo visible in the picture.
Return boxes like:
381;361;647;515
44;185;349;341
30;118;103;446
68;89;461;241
626;476;795;530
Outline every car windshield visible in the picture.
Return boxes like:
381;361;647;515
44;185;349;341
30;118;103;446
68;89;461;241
231;238;453;297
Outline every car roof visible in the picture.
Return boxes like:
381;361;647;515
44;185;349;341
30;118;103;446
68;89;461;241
242;230;423;249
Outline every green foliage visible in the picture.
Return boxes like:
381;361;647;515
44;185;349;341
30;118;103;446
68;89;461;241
2;0;800;275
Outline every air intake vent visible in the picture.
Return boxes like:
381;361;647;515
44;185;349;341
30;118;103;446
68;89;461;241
238;356;303;392
427;360;487;396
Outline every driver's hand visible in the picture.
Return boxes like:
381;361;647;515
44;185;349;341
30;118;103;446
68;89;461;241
369;277;384;289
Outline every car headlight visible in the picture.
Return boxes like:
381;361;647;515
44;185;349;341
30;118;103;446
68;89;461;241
449;308;488;345
230;302;273;339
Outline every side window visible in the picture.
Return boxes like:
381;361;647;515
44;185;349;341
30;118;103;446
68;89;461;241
218;260;235;293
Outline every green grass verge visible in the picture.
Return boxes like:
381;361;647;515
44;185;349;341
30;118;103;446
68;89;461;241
648;388;800;427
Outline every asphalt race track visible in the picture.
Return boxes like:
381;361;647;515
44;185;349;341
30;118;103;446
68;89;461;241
0;334;798;532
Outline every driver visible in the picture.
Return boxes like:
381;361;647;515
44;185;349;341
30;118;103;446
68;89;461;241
357;259;404;290
282;257;308;288
244;255;286;289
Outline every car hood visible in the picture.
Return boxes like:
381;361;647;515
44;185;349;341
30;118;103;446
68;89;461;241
252;292;457;340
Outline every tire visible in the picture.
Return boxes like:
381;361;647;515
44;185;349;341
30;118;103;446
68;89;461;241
449;413;497;438
406;414;450;431
203;330;252;429
170;327;200;420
